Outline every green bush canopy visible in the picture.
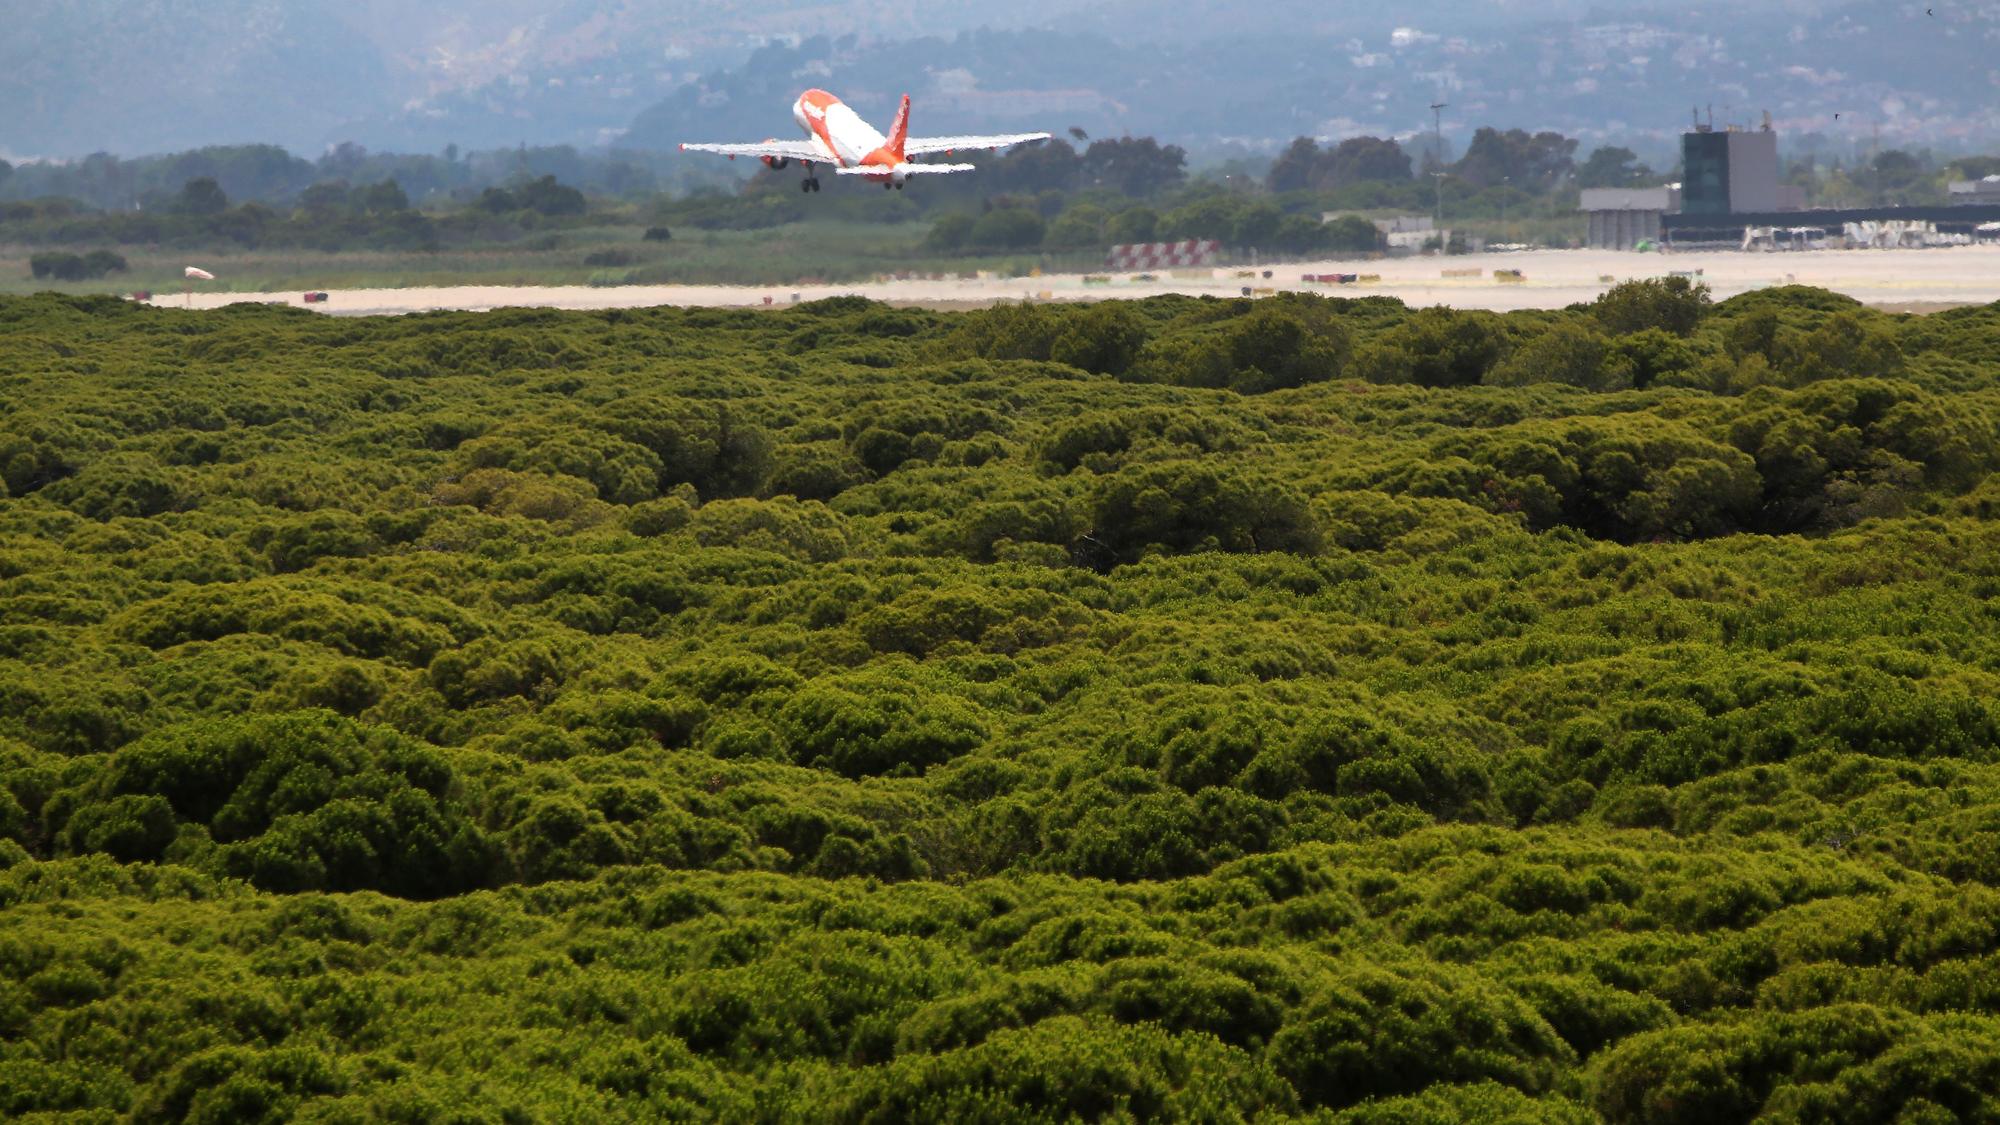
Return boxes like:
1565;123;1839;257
2;284;2000;1119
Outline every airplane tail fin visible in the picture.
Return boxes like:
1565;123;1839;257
887;94;911;159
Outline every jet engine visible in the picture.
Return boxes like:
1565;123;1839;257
760;141;789;171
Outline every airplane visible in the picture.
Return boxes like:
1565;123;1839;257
680;89;1050;192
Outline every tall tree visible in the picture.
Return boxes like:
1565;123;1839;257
1328;137;1413;185
1577;146;1653;188
1267;136;1410;193
1951;156;2000;180
176;177;229;216
1081;138;1187;197
358;180;411;215
1868;150;1934;205
299;181;352;214
1454;128;1577;191
516;175;586;216
985;140;1082;195
1267;138;1322;193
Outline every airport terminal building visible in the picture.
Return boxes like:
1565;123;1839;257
1581;121;1803;249
1583;118;2000;249
1580;186;1680;250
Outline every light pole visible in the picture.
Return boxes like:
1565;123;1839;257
1429;101;1449;246
1430;174;1446;251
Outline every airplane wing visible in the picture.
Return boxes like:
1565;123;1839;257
900;133;1052;156
678;140;824;162
835;163;978;176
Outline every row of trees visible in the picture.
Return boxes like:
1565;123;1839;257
27;249;127;281
2;173;598;255
10;130;2000;261
0;142;678;212
1269;128;1595;194
164;173;589;222
1267;127;1991;208
886;127;1660;257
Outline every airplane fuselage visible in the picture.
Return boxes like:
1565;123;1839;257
792;90;903;181
679;88;1042;189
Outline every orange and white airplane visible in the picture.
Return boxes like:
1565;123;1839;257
680;89;1049;192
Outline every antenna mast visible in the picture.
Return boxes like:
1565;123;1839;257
1430;100;1449;245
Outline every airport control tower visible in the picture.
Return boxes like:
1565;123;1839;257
1583;110;1801;247
1594;109;2000;247
1679;112;1789;215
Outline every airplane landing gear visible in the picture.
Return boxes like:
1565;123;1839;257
800;165;821;193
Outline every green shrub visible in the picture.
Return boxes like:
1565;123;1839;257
1089;462;1322;562
60;711;490;897
1270;964;1574;1111
1594;276;1711;337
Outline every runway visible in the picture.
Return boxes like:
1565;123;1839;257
155;245;2000;316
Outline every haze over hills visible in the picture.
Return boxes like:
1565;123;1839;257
1;0;1109;158
4;0;1996;162
629;1;2000;165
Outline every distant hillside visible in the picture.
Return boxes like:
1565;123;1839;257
1;0;1109;158
1;2;390;157
625;3;2000;163
5;0;1996;160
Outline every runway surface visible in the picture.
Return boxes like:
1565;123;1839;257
156;245;2000;316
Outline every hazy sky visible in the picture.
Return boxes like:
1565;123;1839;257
4;1;1985;161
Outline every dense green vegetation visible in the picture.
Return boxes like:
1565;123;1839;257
3;283;2000;1120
